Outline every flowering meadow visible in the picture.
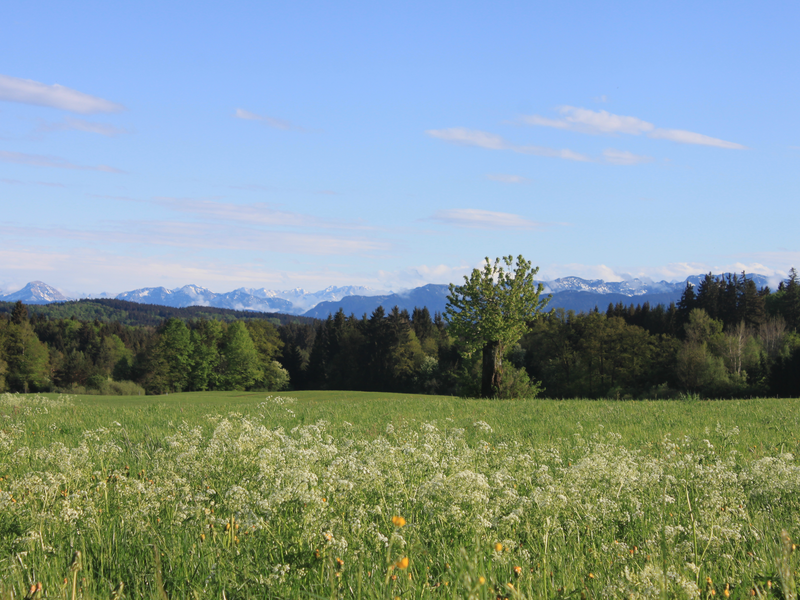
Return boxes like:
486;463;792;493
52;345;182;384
1;391;799;599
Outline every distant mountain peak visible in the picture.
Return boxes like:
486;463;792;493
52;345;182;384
1;272;774;315
1;281;70;304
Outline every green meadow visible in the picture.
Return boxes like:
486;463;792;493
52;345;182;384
1;392;799;599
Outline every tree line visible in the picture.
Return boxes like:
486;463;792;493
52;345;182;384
1;268;800;398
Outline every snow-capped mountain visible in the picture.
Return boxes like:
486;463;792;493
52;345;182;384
111;284;385;314
541;276;677;295
540;274;771;296
0;281;71;304
1;274;774;315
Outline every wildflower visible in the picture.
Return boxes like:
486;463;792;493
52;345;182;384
24;582;42;600
336;557;344;567
513;566;522;577
478;576;486;585
392;515;406;527
495;543;503;552
396;557;409;570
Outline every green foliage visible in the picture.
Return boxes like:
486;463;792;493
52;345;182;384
446;255;549;356
446;255;549;397
219;321;262;390
145;318;193;393
0;298;316;328
2;265;800;399
0;319;51;392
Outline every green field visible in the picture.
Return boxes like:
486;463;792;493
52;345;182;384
1;392;799;599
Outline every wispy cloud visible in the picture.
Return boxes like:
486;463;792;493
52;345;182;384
1;178;65;187
486;173;530;184
647;128;746;149
0;244;390;294
426;127;650;165
602;148;654;166
521;106;747;150
0;150;124;173
37;117;129;137
0;221;391;256
377;262;476;290
0;74;125;114
430;208;543;230
151;197;369;230
234;108;306;131
426;128;591;162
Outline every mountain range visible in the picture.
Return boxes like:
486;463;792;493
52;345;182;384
0;273;772;318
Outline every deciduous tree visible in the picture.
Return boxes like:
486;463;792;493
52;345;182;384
445;255;549;397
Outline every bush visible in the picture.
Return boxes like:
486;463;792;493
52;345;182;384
497;363;543;399
57;379;145;396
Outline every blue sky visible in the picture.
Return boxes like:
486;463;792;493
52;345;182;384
1;1;798;295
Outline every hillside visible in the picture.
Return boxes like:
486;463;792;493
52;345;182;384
0;298;317;328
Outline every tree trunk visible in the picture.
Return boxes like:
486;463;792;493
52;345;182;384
481;340;502;398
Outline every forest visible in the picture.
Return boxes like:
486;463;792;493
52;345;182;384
1;269;799;399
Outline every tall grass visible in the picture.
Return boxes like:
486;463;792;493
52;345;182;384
1;391;798;599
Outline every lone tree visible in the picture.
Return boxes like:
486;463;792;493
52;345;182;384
445;255;549;397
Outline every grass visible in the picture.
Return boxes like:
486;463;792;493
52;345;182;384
1;391;799;599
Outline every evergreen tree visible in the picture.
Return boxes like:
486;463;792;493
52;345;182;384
11;301;28;325
782;267;800;331
1;318;51;392
677;283;697;330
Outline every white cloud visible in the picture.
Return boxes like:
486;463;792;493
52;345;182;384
376;262;476;290
523;106;654;135
0;219;390;257
151;197;371;230
427;128;650;165
521;106;746;149
234;108;305;131
0;74;125;114
426;127;507;150
426;127;591;162
486;173;529;183
430;208;543;230
648;128;747;149
602;148;654;166
0;150;123;173
37;117;129;137
1;178;65;187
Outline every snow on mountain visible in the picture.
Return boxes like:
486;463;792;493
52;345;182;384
541;276;679;295
2;274;775;313
109;284;385;313
221;285;387;312
0;281;71;304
